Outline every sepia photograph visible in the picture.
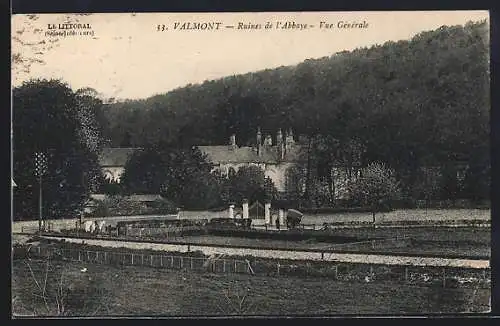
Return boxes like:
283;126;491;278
11;11;491;317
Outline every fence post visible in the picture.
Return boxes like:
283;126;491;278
171;256;174;268
234;260;237;273
141;254;144;266
405;267;408;282
442;268;446;288
277;262;280;276
87;251;90;262
181;257;184;269
132;254;134;265
191;257;193;270
370;265;373;276
78;250;81;262
223;260;226;273
334;265;338;280
104;251;107;264
160;255;163;267
151;255;153;267
371;240;375;249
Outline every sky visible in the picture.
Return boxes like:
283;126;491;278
12;11;489;100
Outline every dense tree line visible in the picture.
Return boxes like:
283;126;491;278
101;21;489;204
13;80;106;220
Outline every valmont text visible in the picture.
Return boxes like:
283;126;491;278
173;22;222;30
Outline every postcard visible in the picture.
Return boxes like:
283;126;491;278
11;11;491;317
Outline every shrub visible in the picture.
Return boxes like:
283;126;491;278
86;195;177;217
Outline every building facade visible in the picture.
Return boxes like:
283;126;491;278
97;128;359;200
198;128;304;193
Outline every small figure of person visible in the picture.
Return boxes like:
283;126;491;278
275;217;280;230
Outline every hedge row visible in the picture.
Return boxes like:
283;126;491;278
321;219;490;227
299;206;392;214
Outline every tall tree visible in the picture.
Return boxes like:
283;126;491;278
13;79;103;220
120;146;217;209
349;162;401;224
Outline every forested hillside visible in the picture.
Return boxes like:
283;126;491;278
102;21;489;202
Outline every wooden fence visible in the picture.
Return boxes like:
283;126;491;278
25;246;254;275
258;260;490;289
20;245;490;289
124;225;205;238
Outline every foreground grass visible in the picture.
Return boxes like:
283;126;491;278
12;259;490;317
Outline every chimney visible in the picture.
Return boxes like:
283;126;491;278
285;128;295;155
229;134;237;150
256;127;262;156
277;129;284;160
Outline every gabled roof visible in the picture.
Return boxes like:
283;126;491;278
98;147;141;167
198;145;304;164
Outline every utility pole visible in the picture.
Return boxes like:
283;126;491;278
34;152;47;234
38;174;42;232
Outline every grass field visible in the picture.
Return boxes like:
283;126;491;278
175;226;490;258
11;259;490;317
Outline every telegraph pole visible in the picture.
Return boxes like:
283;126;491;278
38;173;42;232
34;152;47;233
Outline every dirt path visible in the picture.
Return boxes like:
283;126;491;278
39;235;489;269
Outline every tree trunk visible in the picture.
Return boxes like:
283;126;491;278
328;167;335;204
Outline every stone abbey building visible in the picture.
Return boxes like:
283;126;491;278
97;128;360;200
